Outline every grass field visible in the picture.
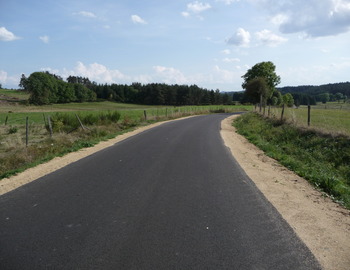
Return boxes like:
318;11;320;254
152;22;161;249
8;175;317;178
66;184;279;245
0;89;30;100
267;103;350;136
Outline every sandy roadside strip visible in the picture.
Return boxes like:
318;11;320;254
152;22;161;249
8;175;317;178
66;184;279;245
1;114;349;269
221;115;350;270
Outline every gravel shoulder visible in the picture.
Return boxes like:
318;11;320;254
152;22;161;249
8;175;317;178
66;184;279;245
1;114;349;269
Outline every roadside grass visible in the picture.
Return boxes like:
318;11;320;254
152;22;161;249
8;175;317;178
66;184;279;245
0;102;251;180
233;112;350;209
269;104;350;136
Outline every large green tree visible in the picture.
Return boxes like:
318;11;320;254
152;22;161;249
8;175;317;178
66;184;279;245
27;72;59;105
244;77;269;106
242;61;281;104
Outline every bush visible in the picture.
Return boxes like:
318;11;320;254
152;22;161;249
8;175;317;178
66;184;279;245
7;126;18;134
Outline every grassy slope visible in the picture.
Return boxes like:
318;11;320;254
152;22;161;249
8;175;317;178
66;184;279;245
234;112;350;209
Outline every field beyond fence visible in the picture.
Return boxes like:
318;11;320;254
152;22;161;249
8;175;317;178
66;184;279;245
256;102;350;137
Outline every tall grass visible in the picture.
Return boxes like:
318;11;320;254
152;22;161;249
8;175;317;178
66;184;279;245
234;112;350;209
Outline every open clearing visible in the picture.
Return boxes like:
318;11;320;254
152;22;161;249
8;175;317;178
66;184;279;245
0;114;349;269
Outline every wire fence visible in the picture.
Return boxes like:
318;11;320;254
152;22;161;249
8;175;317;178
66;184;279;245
253;103;350;136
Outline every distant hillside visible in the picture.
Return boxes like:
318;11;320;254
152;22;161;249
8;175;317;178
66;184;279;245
278;82;350;96
231;82;349;105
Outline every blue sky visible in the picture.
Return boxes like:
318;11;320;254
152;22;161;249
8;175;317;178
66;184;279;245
1;0;350;91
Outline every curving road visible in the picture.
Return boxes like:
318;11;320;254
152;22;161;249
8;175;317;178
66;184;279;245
0;114;321;269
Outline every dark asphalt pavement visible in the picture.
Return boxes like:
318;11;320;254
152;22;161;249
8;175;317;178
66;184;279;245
0;114;321;269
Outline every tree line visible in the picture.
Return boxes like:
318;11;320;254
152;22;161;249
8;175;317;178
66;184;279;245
20;72;96;105
20;72;232;106
235;63;349;106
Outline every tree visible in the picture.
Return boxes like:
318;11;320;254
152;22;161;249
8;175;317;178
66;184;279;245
27;72;59;105
0;83;2;89
244;77;269;107
283;93;294;107
335;92;344;103
242;61;281;102
19;74;29;90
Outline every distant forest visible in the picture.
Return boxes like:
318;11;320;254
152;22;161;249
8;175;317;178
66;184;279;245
21;72;232;106
232;82;350;106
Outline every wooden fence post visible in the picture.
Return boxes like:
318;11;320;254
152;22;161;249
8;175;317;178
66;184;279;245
144;110;147;121
308;105;311;126
26;116;29;147
281;104;285;121
75;114;85;130
43;113;47;126
5;115;8;125
48;116;53;137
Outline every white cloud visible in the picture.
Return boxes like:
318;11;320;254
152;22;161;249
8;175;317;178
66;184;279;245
249;0;350;37
223;57;240;63
153;66;189;84
39;35;49;44
213;65;242;84
0;27;20;41
0;70;21;87
216;0;240;5
255;29;287;46
187;1;212;13
73;62;127;83
221;49;231;54
131;15;147;24
76;11;97;18
226;28;251;47
0;70;7;82
182;1;211;18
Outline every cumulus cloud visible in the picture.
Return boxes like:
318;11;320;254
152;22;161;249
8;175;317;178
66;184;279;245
250;0;350;37
153;66;189;84
213;65;242;84
216;0;240;5
187;1;212;13
255;29;287;46
221;49;231;54
223;57;240;63
0;70;21;87
0;27;20;41
73;62;127;83
131;15;147;24
182;1;211;18
75;11;97;18
39;35;49;44
226;28;251;47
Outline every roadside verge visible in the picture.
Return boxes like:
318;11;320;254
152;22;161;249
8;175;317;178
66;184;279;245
221;114;350;270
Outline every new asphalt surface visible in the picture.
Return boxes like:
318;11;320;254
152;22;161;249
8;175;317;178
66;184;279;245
0;114;321;269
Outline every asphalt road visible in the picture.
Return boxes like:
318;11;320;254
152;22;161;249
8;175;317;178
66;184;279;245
0;114;321;269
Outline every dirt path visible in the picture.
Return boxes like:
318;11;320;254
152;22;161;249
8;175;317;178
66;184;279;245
1;114;349;269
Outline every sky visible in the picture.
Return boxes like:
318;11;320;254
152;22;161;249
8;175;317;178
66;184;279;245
1;0;350;92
